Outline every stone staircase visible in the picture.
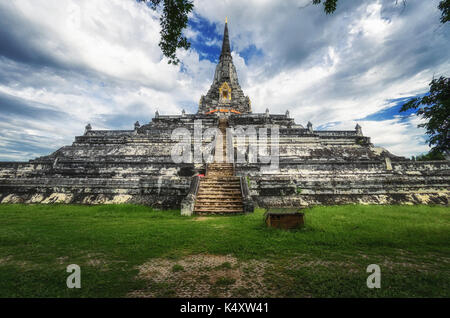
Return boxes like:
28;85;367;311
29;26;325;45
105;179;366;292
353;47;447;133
193;118;245;215
193;164;244;214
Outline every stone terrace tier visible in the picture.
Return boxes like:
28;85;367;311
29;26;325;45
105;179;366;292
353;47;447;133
0;112;448;207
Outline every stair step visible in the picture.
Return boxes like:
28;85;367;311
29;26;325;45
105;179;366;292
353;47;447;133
198;189;240;192
201;179;239;181
197;190;241;193
195;212;244;215
208;165;233;167
194;208;244;212
197;193;241;196
199;183;239;185
196;200;242;203
195;206;244;209
199;183;240;186
197;199;242;201
196;195;241;199
197;191;241;194
207;170;233;177
197;190;241;192
194;211;244;214
198;188;240;190
199;184;240;187
199;186;240;189
198;188;241;192
195;202;243;205
200;182;239;184
193;154;247;215
196;203;243;206
198;188;240;191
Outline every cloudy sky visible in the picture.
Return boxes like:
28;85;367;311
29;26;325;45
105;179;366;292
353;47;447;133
0;0;448;161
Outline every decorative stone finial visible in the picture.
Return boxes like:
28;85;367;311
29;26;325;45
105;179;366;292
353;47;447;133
182;109;186;117
307;121;313;133
134;121;140;130
285;110;290;118
84;123;92;135
155;110;159;118
265;108;269;117
355;123;362;136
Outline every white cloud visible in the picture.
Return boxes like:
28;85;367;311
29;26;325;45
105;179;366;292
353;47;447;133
327;115;430;157
0;0;448;160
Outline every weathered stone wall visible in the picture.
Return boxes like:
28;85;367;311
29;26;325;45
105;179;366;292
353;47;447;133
0;160;195;208
236;160;449;207
0;114;448;208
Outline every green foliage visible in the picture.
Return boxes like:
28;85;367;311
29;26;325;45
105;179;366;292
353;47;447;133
313;0;449;25
139;0;194;65
412;149;446;161
296;187;302;194
172;264;184;272
355;137;366;146
216;262;232;270
246;175;251;188
312;0;337;14
214;277;236;286
439;0;450;23
400;76;450;155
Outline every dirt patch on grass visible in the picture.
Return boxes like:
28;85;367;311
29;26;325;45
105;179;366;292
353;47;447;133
0;256;38;269
86;256;106;267
193;217;213;221
128;254;272;298
83;253;116;270
55;253;125;271
56;256;69;265
0;256;13;265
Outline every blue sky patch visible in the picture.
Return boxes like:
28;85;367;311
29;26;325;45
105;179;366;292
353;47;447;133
358;94;425;122
187;14;263;64
188;15;223;63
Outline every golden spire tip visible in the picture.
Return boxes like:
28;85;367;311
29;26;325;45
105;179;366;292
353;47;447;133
225;17;227;24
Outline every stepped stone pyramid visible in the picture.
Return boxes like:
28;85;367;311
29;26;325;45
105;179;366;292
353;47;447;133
0;21;448;213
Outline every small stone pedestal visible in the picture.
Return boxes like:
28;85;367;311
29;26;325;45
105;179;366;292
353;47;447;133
264;208;305;230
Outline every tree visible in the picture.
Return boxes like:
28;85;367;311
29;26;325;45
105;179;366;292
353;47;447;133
438;0;450;23
412;151;446;161
400;76;449;156
312;0;337;14
138;0;193;65
313;0;449;23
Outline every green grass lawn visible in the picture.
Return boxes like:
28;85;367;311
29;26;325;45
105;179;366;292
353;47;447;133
0;204;449;298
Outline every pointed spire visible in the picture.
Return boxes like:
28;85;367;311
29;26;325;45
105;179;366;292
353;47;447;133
220;18;231;59
198;18;251;114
